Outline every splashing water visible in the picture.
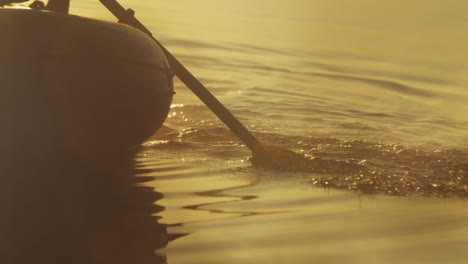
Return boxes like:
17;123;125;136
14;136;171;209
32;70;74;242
148;119;468;198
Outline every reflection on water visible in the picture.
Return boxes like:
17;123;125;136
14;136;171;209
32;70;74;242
142;124;468;264
137;141;468;264
0;146;177;263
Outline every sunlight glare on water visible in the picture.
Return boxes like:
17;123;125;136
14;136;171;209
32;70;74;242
68;0;468;263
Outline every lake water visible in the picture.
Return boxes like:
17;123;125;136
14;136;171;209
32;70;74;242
8;0;468;263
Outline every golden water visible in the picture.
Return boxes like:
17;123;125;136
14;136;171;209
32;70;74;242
22;0;468;263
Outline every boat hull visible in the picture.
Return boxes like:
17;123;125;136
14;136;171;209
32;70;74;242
0;9;173;158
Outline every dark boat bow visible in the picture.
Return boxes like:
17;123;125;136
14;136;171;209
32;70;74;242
0;6;174;159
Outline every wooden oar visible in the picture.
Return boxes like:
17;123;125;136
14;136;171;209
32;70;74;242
99;0;308;169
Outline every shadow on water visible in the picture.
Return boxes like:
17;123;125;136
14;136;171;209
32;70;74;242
0;145;182;264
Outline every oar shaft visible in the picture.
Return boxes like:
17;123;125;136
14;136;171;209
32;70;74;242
164;52;263;152
99;0;262;152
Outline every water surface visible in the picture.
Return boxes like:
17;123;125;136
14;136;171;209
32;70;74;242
73;0;467;263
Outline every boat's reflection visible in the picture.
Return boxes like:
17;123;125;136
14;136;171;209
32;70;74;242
0;146;173;264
